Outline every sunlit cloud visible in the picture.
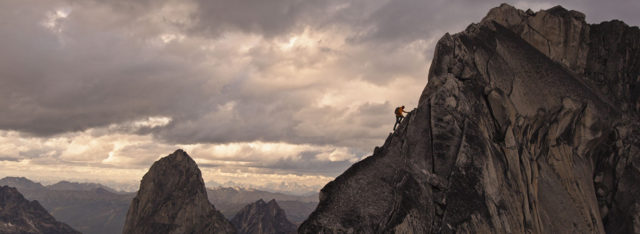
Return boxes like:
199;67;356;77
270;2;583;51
41;7;71;33
0;116;360;192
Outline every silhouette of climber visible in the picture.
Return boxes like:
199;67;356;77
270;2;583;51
394;105;409;131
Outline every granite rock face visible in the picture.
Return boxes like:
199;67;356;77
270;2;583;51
0;186;80;234
123;149;236;234
300;4;640;234
231;199;297;234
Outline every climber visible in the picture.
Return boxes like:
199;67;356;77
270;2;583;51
393;105;409;131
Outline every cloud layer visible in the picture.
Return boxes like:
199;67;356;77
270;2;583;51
1;0;638;193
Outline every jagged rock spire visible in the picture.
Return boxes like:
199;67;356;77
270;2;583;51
123;149;236;234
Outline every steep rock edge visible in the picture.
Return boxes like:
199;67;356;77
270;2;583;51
123;149;236;234
0;186;80;234
300;4;639;234
231;199;297;234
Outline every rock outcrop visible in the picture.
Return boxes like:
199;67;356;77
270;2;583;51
207;187;317;224
231;199;297;234
300;4;639;234
0;177;133;234
123;149;236;234
0;186;80;234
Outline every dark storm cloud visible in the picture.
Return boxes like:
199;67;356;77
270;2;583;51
331;0;640;45
190;0;337;37
345;0;489;43
552;0;640;26
0;0;219;136
0;158;20;162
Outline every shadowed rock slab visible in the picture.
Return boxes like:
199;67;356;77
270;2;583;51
300;4;640;234
123;149;236;234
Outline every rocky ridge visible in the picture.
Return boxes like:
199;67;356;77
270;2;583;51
231;199;297;234
47;181;119;193
0;186;80;234
123;149;236;234
0;177;46;191
300;4;639;234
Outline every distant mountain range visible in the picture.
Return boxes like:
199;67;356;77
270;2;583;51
0;177;46;190
47;180;120;193
0;176;317;232
206;181;320;196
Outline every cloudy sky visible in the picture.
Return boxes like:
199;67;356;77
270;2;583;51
1;0;638;194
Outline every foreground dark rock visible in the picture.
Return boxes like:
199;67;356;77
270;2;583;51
300;4;639;234
231;199;297;234
123;149;236;234
0;186;80;234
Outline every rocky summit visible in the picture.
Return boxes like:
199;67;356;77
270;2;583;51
231;199;297;234
0;186;80;234
300;4;639;234
123;149;236;234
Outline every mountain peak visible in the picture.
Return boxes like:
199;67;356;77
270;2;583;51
171;148;188;157
135;149;203;195
123;149;236;234
0;177;45;190
300;4;640;233
0;186;23;202
47;180;117;193
485;4;583;24
480;4;591;74
231;199;296;234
